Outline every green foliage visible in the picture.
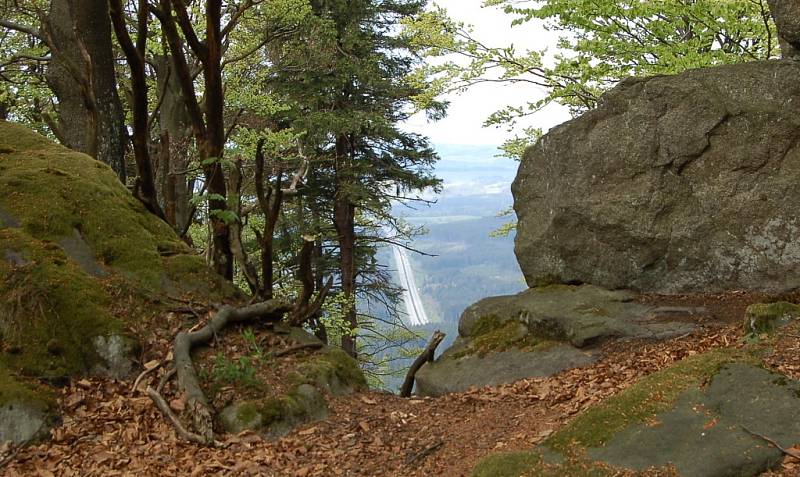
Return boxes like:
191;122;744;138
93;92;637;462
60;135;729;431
211;352;261;390
407;0;777;159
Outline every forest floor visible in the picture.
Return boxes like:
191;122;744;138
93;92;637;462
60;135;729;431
4;291;800;477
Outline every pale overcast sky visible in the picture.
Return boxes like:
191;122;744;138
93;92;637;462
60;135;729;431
404;0;572;147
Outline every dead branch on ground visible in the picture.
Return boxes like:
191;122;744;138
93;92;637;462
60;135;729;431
400;330;445;398
742;426;800;458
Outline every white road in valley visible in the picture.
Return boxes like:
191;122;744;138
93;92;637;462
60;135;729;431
392;244;431;326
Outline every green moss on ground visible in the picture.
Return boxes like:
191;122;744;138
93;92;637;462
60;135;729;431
544;349;749;452
0;362;55;410
472;449;649;477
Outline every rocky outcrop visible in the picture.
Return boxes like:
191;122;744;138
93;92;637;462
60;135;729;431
513;60;800;294
415;285;699;396
768;0;800;58
0;121;236;442
473;350;800;477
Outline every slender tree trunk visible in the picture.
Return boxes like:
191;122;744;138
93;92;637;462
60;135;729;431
109;0;165;219
202;0;233;280
334;136;358;358
156;0;233;278
154;55;192;232
45;0;126;179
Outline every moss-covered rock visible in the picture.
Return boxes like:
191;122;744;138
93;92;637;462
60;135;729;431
473;348;800;477
743;301;800;335
219;384;328;438
216;332;366;438
294;347;368;396
0;363;57;444
417;285;699;397
0;121;237;442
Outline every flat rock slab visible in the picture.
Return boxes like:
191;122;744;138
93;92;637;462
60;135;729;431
588;363;800;476
415;344;598;397
460;285;697;348
417;285;698;396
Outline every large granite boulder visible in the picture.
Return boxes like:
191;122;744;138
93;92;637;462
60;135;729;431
513;60;800;294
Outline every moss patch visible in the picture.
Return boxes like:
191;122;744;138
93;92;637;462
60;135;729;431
458;315;558;358
544;349;749;451
295;347;367;395
744;301;800;335
471;450;649;477
0;228;120;379
473;451;544;477
0;362;55;410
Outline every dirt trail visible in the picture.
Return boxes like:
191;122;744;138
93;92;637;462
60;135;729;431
4;294;800;476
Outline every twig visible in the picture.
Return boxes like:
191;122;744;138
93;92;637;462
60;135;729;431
146;386;208;445
742;426;800;458
131;360;164;394
400;330;445;398
404;439;444;465
157;366;176;394
272;342;323;358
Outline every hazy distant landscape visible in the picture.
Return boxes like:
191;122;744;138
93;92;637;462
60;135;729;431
371;144;527;389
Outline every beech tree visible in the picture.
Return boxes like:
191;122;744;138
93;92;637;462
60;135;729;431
408;0;778;159
0;0;127;178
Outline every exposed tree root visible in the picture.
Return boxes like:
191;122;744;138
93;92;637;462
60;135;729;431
400;330;445;398
172;299;293;444
131;360;164;395
146;387;209;445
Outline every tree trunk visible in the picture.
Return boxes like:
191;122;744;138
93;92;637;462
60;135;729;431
333;134;358;358
109;0;165;219
45;0;126;180
154;55;192;232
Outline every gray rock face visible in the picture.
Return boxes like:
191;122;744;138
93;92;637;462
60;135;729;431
768;0;800;57
513;60;800;293
91;334;138;379
0;401;53;444
590;363;800;477
459;285;696;347
415;344;598;397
